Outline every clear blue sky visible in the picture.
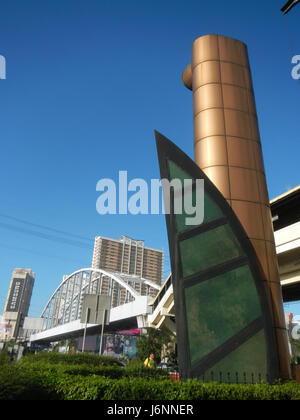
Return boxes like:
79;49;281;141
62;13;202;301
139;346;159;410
0;0;299;318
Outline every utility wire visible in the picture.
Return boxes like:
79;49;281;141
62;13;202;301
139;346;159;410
0;221;93;250
0;213;93;243
0;242;89;266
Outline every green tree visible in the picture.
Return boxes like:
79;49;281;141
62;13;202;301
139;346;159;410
290;338;300;364
136;328;174;364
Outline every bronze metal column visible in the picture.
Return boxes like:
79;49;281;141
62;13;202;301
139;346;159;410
182;34;291;380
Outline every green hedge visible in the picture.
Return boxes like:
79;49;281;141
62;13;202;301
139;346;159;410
1;364;300;400
1;353;300;400
0;364;57;400
54;377;300;400
18;354;170;381
19;363;169;380
19;352;120;367
1;363;300;400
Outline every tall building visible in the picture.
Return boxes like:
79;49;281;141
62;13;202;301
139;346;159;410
1;268;35;340
92;235;164;302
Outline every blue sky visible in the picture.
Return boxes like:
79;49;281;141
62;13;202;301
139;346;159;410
0;0;299;317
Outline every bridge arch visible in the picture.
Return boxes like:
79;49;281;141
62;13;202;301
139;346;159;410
41;268;160;331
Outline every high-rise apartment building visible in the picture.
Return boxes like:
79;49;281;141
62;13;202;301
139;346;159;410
1;268;35;340
92;235;164;302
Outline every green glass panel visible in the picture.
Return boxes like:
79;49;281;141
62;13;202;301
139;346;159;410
168;161;192;188
184;265;262;366
202;330;267;383
174;190;223;232
203;194;223;225
168;161;223;232
180;224;244;278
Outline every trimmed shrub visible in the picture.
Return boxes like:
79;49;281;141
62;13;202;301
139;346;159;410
53;378;300;401
18;354;170;381
0;350;10;366
0;364;57;400
2;353;300;400
19;352;120;367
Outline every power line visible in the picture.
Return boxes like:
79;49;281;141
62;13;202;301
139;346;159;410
0;242;89;266
0;213;93;243
0;221;93;250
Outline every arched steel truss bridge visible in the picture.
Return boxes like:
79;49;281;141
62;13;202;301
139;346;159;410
41;268;161;331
